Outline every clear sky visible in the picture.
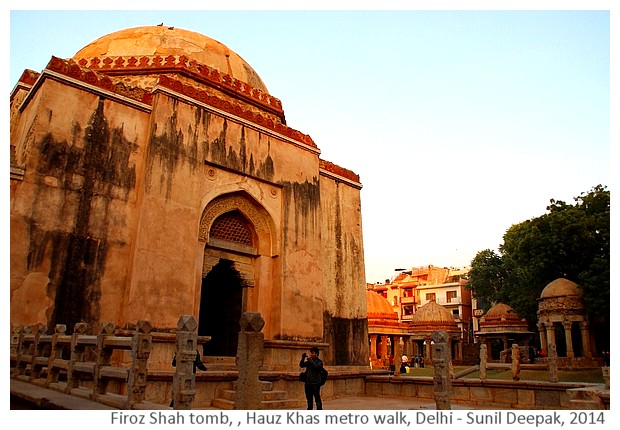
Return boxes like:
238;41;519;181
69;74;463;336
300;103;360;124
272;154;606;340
5;1;615;284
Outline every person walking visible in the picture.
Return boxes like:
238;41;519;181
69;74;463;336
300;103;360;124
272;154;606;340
299;347;324;410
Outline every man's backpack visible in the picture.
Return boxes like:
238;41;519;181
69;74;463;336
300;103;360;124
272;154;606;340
319;367;328;386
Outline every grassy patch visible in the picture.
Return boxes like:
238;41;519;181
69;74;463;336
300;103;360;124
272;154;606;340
401;366;604;384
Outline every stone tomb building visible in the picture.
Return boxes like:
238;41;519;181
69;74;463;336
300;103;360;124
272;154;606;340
10;26;369;370
537;278;596;367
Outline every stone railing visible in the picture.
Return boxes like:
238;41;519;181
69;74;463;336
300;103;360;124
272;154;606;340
10;317;201;410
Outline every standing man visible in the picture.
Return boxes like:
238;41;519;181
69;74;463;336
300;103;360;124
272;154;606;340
299;347;324;410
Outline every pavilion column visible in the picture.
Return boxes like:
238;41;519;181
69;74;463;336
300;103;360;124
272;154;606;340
538;323;548;351
580;321;592;358
369;335;378;361
502;335;509;352
379;335;388;361
403;336;411;357
546;324;556;353
563;321;574;358
425;338;432;363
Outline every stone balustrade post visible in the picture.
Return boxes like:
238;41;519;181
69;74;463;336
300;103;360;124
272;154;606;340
10;326;21;376
66;322;89;392
548;343;559;383
432;330;452;410
172;315;199;410
511;343;521;381
93;322;116;398
127;320;153;408
30;323;47;380
479;344;487;381
46;324;67;387
234;312;265;410
15;326;32;377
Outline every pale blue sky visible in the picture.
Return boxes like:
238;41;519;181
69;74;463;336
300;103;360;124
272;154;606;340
6;4;613;284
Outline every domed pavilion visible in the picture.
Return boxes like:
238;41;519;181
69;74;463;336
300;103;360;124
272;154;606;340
366;290;410;369
410;300;462;364
537;278;596;367
10;25;368;379
475;303;533;362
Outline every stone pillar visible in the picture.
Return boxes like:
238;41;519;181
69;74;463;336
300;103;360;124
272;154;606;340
548;343;558;383
369;335;378;361
538;323;548;351
563;321;574;358
127;320;153;408
394;336;403;376
234;312;265;410
172;315;199;410
432;330;452;410
379;336;388;362
580;321;592;358
479;344;487;381
546;325;556;354
511;344;521;381
425;338;432;364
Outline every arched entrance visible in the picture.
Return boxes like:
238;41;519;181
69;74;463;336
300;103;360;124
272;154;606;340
197;191;279;357
199;259;245;357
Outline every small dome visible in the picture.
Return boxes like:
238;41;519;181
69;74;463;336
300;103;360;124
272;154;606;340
540;278;582;299
480;302;529;330
366;290;398;321
73;26;269;93
411;301;458;332
484;303;521;319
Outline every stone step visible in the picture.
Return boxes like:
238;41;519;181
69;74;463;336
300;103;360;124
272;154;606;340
210;396;300;410
234;380;273;391
211;398;235;410
219;388;290;402
204;356;238;371
568;399;605;410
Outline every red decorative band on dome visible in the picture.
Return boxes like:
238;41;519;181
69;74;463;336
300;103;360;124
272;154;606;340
74;54;284;117
157;75;316;148
45;56;153;105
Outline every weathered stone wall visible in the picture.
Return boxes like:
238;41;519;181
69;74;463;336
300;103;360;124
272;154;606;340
10;79;149;331
319;172;368;365
10;29;368;370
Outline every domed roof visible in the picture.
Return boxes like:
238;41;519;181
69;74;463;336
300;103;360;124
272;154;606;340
540;278;582;299
479;302;529;332
485;303;520;318
410;301;459;333
366;290;398;321
73;26;269;93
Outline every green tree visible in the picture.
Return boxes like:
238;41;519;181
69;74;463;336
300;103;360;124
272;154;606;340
468;185;610;335
467;249;506;310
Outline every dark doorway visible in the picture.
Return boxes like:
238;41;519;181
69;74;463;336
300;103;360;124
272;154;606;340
571;322;583;357
198;259;245;357
554;322;567;357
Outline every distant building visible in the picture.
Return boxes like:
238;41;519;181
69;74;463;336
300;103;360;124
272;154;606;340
368;265;474;364
370;265;473;343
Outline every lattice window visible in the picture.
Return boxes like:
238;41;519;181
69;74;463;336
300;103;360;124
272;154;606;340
210;212;253;246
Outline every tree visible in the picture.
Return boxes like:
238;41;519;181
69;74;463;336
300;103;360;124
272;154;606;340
467;249;506;310
468;185;610;334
